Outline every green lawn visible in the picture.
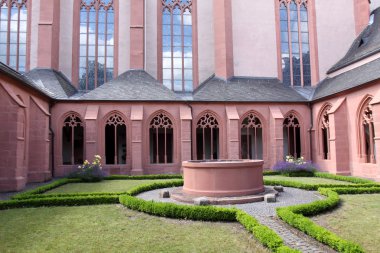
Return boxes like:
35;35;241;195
0;205;269;253
45;179;172;194
264;175;352;185
312;194;380;253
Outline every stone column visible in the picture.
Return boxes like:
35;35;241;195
328;98;350;175
213;0;234;80
130;105;144;175
226;106;239;159
269;106;284;168
84;105;99;161
370;99;380;181
180;106;192;162
37;0;60;69
130;0;144;69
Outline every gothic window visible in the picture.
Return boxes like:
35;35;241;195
0;0;28;72
283;113;301;158
241;113;263;159
360;101;376;163
62;114;84;165
149;113;174;164
162;0;193;92
79;0;114;90
279;0;311;86
196;113;219;160
105;113;126;164
320;105;331;160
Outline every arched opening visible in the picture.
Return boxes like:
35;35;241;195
62;114;84;165
149;113;174;164
361;103;376;163
320;106;331;160
105;114;126;165
283;113;301;158
241;113;263;159
196;113;219;160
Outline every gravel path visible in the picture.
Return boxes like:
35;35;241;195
0;179;58;201
137;187;336;253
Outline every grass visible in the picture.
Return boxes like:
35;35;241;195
312;194;380;253
45;179;173;194
0;205;270;253
264;175;353;185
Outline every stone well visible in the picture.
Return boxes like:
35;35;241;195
181;160;264;197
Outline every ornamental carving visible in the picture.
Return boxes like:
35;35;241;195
162;0;192;11
63;114;83;128
197;113;219;129
321;105;332;129
106;114;125;126
80;0;113;11
241;113;262;129
283;114;300;128
150;113;173;129
279;0;308;7
0;0;27;8
362;105;373;125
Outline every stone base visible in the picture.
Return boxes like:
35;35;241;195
0;176;27;192
27;171;52;183
171;186;278;205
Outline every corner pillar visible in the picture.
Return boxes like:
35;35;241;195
180;106;192;163
269;106;284;168
130;105;144;175
226;106;240;159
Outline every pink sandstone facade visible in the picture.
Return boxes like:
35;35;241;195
1;0;380;192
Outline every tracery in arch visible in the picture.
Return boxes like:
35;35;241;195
79;0;114;90
105;113;126;165
196;113;219;160
161;0;193;92
241;113;263;160
283;113;301;158
62;113;84;165
0;0;28;72
361;101;376;163
320;105;331;160
149;112;174;164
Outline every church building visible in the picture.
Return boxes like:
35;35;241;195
1;0;380;192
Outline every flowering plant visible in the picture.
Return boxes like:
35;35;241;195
69;155;107;182
272;155;318;177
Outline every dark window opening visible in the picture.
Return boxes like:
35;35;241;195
105;114;127;165
149;113;174;164
62;114;84;165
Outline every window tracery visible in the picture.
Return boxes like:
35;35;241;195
279;0;311;86
79;0;114;90
283;113;301;158
149;113;174;164
320;105;331;160
196;113;219;160
0;0;28;72
105;113;126;165
161;0;193;92
241;113;263;160
62;114;84;165
361;102;375;163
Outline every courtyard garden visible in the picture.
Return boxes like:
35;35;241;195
0;158;380;253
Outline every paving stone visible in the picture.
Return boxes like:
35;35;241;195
194;197;211;206
274;186;284;192
159;190;170;198
264;194;276;202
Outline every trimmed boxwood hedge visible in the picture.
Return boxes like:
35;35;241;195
314;172;375;184
105;174;183;180
276;186;380;253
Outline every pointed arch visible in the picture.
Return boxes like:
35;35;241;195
148;110;175;164
317;103;332;159
239;111;264;160
357;95;376;163
61;112;85;165
283;111;302;158
103;111;127;165
194;110;220;160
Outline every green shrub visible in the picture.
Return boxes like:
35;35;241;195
105;174;182;180
119;195;236;222
11;178;80;200
276;208;364;253
0;195;120;210
126;180;183;196
68;155;106;182
314;172;376;184
329;186;380;195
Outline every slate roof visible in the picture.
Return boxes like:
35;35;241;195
76;70;179;101
328;7;380;74
313;57;380;100
25;69;77;99
0;61;52;97
192;77;307;102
